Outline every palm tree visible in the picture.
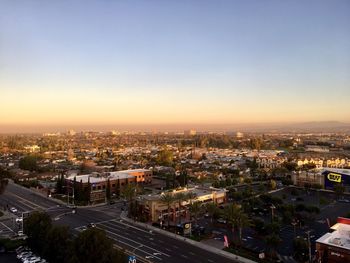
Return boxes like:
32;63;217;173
265;234;281;258
237;212;251;242
160;192;175;227
205;202;218;225
224;203;241;243
189;201;202;224
121;184;136;215
186;191;197;205
174;192;186;224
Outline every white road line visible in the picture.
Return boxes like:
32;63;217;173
0;222;15;233
98;226;170;257
181;254;188;258
7;192;45;210
111;219;154;235
106;233;163;260
208;259;214;262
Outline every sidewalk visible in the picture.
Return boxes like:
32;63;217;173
120;212;256;263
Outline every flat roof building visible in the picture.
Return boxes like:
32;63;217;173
137;187;227;223
316;217;350;262
65;169;152;204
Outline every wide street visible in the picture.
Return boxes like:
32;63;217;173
0;182;239;263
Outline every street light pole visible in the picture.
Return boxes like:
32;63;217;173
306;230;312;263
291;221;297;238
270;204;276;222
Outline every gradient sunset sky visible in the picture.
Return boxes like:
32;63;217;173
1;0;350;131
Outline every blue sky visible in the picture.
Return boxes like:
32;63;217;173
1;0;349;129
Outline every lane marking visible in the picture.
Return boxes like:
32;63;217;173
7;192;45;210
98;225;170;257
0;222;15;233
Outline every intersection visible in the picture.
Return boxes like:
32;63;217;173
0;182;242;263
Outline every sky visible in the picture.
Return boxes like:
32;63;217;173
1;0;350;132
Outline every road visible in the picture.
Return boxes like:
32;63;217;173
0;182;239;263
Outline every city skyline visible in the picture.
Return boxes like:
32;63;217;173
1;0;350;131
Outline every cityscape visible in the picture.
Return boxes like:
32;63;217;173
1;1;350;263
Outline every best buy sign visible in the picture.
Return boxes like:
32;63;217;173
327;173;342;183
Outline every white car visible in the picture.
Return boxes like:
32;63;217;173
17;252;32;259
16;217;23;223
10;207;18;213
24;257;41;263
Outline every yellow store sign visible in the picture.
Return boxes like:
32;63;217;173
327;173;342;183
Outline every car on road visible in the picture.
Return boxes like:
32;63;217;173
10;207;18;213
16;217;23;223
109;200;116;205
87;223;96;228
338;199;350;203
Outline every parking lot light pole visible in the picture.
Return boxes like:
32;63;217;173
306;230;312;263
270;204;276;222
291;221;297;238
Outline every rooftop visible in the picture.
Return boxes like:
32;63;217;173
316;223;350;250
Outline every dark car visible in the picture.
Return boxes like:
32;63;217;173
87;223;96;228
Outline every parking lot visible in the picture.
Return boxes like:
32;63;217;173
184;186;350;261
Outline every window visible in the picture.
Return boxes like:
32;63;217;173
112;184;115;187
92;186;96;191
98;186;101;190
102;185;106;189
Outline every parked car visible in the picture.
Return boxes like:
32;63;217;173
10;207;18;213
16;217;23;223
87;223;96;228
217;218;227;224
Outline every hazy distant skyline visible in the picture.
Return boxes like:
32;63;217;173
1;0;350;131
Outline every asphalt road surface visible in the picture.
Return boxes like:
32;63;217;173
0;183;238;263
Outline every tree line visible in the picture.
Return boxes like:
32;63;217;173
24;211;126;263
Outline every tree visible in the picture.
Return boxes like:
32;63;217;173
19;155;39;171
174;192;186;224
0;167;10;195
293;237;308;262
224;204;241;243
156;149;173;166
43;225;72;263
237;212;250;242
265;234;281;257
24;211;52;254
189;201;202;224
160;192;175;227
205;202;218;226
71;228;125;263
106;178;111;201
55;174;64;194
334;184;345;199
186;192;197;205
121;184;137;215
268;179;277;190
178;170;188;187
283;162;298;172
